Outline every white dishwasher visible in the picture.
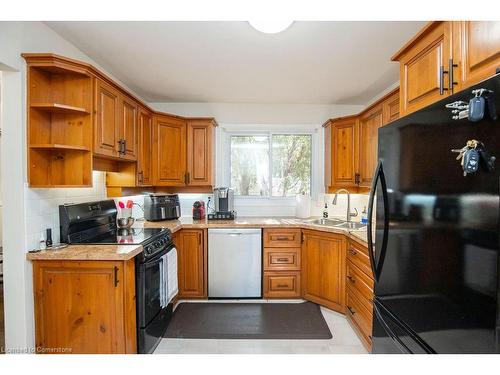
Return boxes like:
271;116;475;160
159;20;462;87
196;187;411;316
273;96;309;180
208;228;262;298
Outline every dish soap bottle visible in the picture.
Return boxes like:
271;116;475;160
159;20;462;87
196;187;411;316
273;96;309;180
361;206;368;224
323;202;329;218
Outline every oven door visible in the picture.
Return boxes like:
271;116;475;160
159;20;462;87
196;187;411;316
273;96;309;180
136;252;164;328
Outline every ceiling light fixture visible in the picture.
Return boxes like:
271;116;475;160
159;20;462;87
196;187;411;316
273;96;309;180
248;20;294;34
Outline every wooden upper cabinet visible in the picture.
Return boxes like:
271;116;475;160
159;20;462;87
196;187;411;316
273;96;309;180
137;107;153;186
175;229;207;298
459;21;500;88
119;95;138;161
153;115;187;186
327;116;359;191
358;104;383;187
382;89;400;124
302;230;346;313
393;22;454;116
186;119;216;187
95;79;138;161
94;79;120;158
33;260;136;354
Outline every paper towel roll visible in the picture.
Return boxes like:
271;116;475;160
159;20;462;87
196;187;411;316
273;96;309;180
295;194;311;218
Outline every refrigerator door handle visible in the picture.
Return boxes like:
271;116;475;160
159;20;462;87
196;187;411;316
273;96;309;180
367;161;390;281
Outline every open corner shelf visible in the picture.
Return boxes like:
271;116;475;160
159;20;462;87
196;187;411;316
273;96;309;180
30;102;90;115
29;144;91;152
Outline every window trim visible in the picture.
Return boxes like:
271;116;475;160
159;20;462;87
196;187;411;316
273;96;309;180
220;126;319;201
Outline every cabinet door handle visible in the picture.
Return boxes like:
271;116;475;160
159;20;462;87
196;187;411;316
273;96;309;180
448;58;458;93
123;139;127;154
138;171;144;184
117;140;123;154
186;172;190;185
275;236;290;241
347;306;355;315
184;173;188;185
276;284;289;288
114;266;119;287
439;65;449;95
348;248;357;255
276;258;289;262
347;275;355;283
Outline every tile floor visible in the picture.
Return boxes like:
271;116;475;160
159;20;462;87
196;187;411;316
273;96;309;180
154;301;368;354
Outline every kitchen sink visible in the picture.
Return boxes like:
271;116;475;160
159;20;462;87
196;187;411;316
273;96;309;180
306;218;344;226
332;222;366;230
305;218;366;230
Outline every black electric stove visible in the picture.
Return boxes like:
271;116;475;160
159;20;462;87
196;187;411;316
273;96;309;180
75;227;167;245
59;199;169;245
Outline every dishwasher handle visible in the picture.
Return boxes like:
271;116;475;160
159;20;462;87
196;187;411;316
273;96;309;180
208;228;261;236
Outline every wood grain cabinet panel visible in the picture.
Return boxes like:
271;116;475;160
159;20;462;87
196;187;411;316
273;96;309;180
358;105;383;187
331;117;359;189
175;229;207;299
263;271;301;298
94;79;120;158
119;95;138;161
383;90;400;124
33;260;136;354
460;21;500;88
152;115;187;186
395;22;453;116
346;287;373;349
264;247;301;271
186;120;215;186
263;228;302;248
137;107;153;186
346;239;374;352
301;230;346;313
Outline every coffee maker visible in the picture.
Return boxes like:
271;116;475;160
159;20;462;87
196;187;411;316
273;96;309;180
208;187;236;220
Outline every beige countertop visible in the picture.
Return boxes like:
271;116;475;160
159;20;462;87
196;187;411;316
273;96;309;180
26;216;369;261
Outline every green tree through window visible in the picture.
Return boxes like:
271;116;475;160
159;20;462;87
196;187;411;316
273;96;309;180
230;134;312;197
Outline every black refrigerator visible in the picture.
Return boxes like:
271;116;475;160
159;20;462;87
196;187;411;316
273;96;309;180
369;73;500;354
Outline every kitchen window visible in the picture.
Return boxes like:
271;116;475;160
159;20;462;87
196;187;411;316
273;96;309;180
228;133;313;197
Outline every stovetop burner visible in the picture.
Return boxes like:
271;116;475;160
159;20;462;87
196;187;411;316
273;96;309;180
77;227;167;245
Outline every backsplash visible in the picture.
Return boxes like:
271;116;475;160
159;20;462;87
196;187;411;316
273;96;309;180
118;192;370;221
24;171;107;250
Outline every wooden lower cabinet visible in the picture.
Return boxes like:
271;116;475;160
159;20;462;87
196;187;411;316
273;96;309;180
263;228;302;299
301;230;346;313
345;239;374;352
174;229;207;299
33;259;136;354
263;271;301;298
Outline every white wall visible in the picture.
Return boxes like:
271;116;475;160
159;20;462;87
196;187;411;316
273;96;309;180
0;21;148;351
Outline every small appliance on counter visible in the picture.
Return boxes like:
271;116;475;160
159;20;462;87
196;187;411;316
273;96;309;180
208;187;237;220
144;194;181;221
192;200;206;220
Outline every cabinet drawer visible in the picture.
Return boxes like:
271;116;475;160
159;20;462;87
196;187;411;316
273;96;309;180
263;228;302;247
346;287;373;343
263;271;301;298
347;240;373;277
264;248;300;271
346;260;374;310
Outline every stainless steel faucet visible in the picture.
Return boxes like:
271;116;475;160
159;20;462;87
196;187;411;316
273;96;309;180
332;189;358;222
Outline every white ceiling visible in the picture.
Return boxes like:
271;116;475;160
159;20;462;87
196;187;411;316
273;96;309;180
46;21;426;105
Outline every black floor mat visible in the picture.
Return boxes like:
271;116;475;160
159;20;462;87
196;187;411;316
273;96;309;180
164;302;332;339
